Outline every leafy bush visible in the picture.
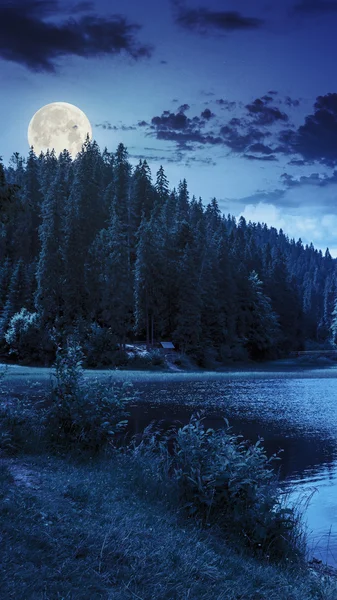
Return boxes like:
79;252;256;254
186;345;207;367
130;413;304;563
149;349;165;366
43;340;132;455
0;401;43;455
129;348;165;369
4;309;42;363
170;414;303;560
81;323;123;367
0;404;27;454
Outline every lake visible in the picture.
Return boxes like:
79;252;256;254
1;363;337;566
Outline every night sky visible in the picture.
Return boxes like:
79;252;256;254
1;0;337;254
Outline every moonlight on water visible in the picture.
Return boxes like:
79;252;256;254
27;102;92;158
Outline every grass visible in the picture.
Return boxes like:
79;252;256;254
1;452;337;600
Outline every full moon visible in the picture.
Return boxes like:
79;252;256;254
27;102;92;158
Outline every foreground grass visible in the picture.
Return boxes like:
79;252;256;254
1;451;337;600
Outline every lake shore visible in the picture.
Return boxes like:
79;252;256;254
1;450;336;600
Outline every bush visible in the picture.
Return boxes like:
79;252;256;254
129;348;165;369
43;340;132;456
4;309;42;363
187;345;207;367
130;413;305;564
149;349;165;366
81;323;121;368
171;414;303;561
0;400;43;455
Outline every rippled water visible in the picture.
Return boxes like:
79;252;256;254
2;363;337;566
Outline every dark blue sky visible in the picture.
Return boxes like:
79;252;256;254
1;0;337;253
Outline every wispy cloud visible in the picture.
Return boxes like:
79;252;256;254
0;0;153;73
278;93;337;166
95;122;137;131
171;1;264;34
292;0;337;15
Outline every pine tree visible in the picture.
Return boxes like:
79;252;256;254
134;212;165;347
172;242;202;354
131;159;155;232
0;258;29;337
153;165;169;217
176;178;189;223
245;271;280;358
35;157;68;327
331;296;337;347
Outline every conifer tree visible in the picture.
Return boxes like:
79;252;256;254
0;259;29;337
245;271;280;358
35;156;68;327
134;212;165;347
172;242;203;354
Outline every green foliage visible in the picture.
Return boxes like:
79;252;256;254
149;348;165;366
81;322;121;367
129;348;165;369
0;404;28;454
4;309;42;362
170;414;302;560
0;400;43;455
43;340;131;455
133;413;304;563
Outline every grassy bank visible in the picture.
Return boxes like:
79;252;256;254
1;344;337;599
1;452;336;600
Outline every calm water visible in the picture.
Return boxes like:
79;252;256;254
2;363;337;565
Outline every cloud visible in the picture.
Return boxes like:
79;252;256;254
95;122;137;131
148;104;224;149
243;154;278;161
201;108;215;120
245;96;289;125
0;0;153;73
110;91;337;167
220;120;270;153
67;1;95;13
145;96;283;160
248;142;275;155
236;195;337;254
200;90;215;97
280;93;337;166
292;0;337;14
216;99;236;110
172;1;264;34
280;170;337;187
284;96;301;107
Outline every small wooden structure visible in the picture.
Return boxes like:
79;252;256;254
159;341;176;355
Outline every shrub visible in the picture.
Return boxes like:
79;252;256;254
130;412;305;564
149;349;165;366
187;345;207;367
81;323;122;368
0;400;43;455
129;348;165;369
42;339;132;456
4;309;42;363
170;413;303;561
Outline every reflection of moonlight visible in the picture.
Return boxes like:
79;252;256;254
27;102;92;157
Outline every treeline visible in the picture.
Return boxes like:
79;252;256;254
0;137;336;367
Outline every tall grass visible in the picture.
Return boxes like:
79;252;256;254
126;412;308;564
